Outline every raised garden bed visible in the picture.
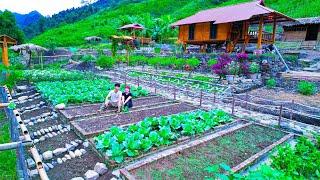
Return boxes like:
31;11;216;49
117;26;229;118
71;102;198;137
125;124;290;179
59;95;169;121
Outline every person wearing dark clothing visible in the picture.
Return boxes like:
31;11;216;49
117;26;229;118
122;86;133;109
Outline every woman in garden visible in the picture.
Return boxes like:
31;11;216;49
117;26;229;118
122;86;133;111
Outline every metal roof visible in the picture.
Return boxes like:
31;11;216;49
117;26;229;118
282;17;320;27
171;1;294;27
119;23;144;30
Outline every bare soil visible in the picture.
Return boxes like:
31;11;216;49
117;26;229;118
60;96;169;120
249;87;320;108
74;102;198;135
131;124;287;180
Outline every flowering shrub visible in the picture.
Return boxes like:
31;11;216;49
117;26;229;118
236;52;248;62
211;53;232;78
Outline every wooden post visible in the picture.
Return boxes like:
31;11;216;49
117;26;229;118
137;76;140;87
199;90;203;107
290;100;294;120
278;105;283;127
213;91;216;103
245;92;248;109
173;87;176;100
2;37;9;67
124;74;127;86
272;13;277;43
154;83;157;94
232;95;235;115
257;15;264;49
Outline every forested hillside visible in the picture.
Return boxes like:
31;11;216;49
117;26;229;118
30;0;320;47
0;10;25;43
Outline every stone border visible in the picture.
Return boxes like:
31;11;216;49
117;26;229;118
91;119;246;169
118;122;291;179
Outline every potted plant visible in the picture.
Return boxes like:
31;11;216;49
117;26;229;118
249;62;261;80
226;61;240;83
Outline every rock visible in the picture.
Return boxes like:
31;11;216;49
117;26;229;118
66;125;71;131
62;157;67;162
112;170;120;177
40;129;45;135
65;154;71;160
55;103;66;110
17;85;28;91
57;131;61;135
65;143;74;150
48;133;53;138
28;122;34;126
84;170;99;180
47;163;54;169
36;130;41;136
62;128;68;132
74;149;82;157
44;128;49;133
80;149;86;154
75;139;82;144
52;132;58;136
43;163;49;171
18;96;28;101
57;158;63;164
69;151;76;158
42;151;53;160
26;158;36;168
48;127;53;132
71;178;85;180
70;141;78;147
44;134;49;138
94;162;108;175
33;132;37;137
24;119;30;124
33;139;39;144
39;136;46;141
53;148;67;156
29;169;39;177
83;141;89;148
58;125;63;130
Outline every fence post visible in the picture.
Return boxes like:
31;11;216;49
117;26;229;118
173;87;176;100
137;76;140;87
199;90;203;107
245;92;248;109
154;83;157;94
232;95;235;115
213;91;216;103
290;100;294;120
278;104;283;127
124;73;127;86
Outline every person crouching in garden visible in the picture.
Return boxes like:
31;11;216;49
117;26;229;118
122;86;133;111
99;83;122;113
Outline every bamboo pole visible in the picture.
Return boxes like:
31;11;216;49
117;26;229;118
272;13;277;43
30;147;50;180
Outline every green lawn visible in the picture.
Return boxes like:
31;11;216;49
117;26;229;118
0;111;17;180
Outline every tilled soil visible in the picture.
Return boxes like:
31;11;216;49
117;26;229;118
60;96;169;120
16;98;43;108
75;102;198;135
20;107;51;120
131;124;287;180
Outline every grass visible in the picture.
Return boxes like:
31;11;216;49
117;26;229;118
0;110;17;180
134;125;286;180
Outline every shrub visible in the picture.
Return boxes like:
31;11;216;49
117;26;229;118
207;59;217;67
211;53;232;78
227;61;240;75
186;57;200;69
249;62;260;74
96;56;116;69
297;81;317;95
80;55;95;62
266;78;276;89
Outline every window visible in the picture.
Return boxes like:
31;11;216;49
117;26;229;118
189;24;195;40
210;23;217;39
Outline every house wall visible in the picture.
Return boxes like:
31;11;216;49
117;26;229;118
283;30;307;41
178;23;231;42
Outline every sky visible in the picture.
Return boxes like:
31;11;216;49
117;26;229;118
0;0;90;16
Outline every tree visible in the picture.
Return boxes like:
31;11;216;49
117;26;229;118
0;10;25;43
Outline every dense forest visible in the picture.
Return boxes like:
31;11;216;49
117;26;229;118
0;10;25;43
22;0;127;39
30;0;320;48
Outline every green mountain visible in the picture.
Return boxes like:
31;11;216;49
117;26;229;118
31;0;320;47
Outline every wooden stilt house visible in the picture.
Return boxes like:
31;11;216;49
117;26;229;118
171;0;295;52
